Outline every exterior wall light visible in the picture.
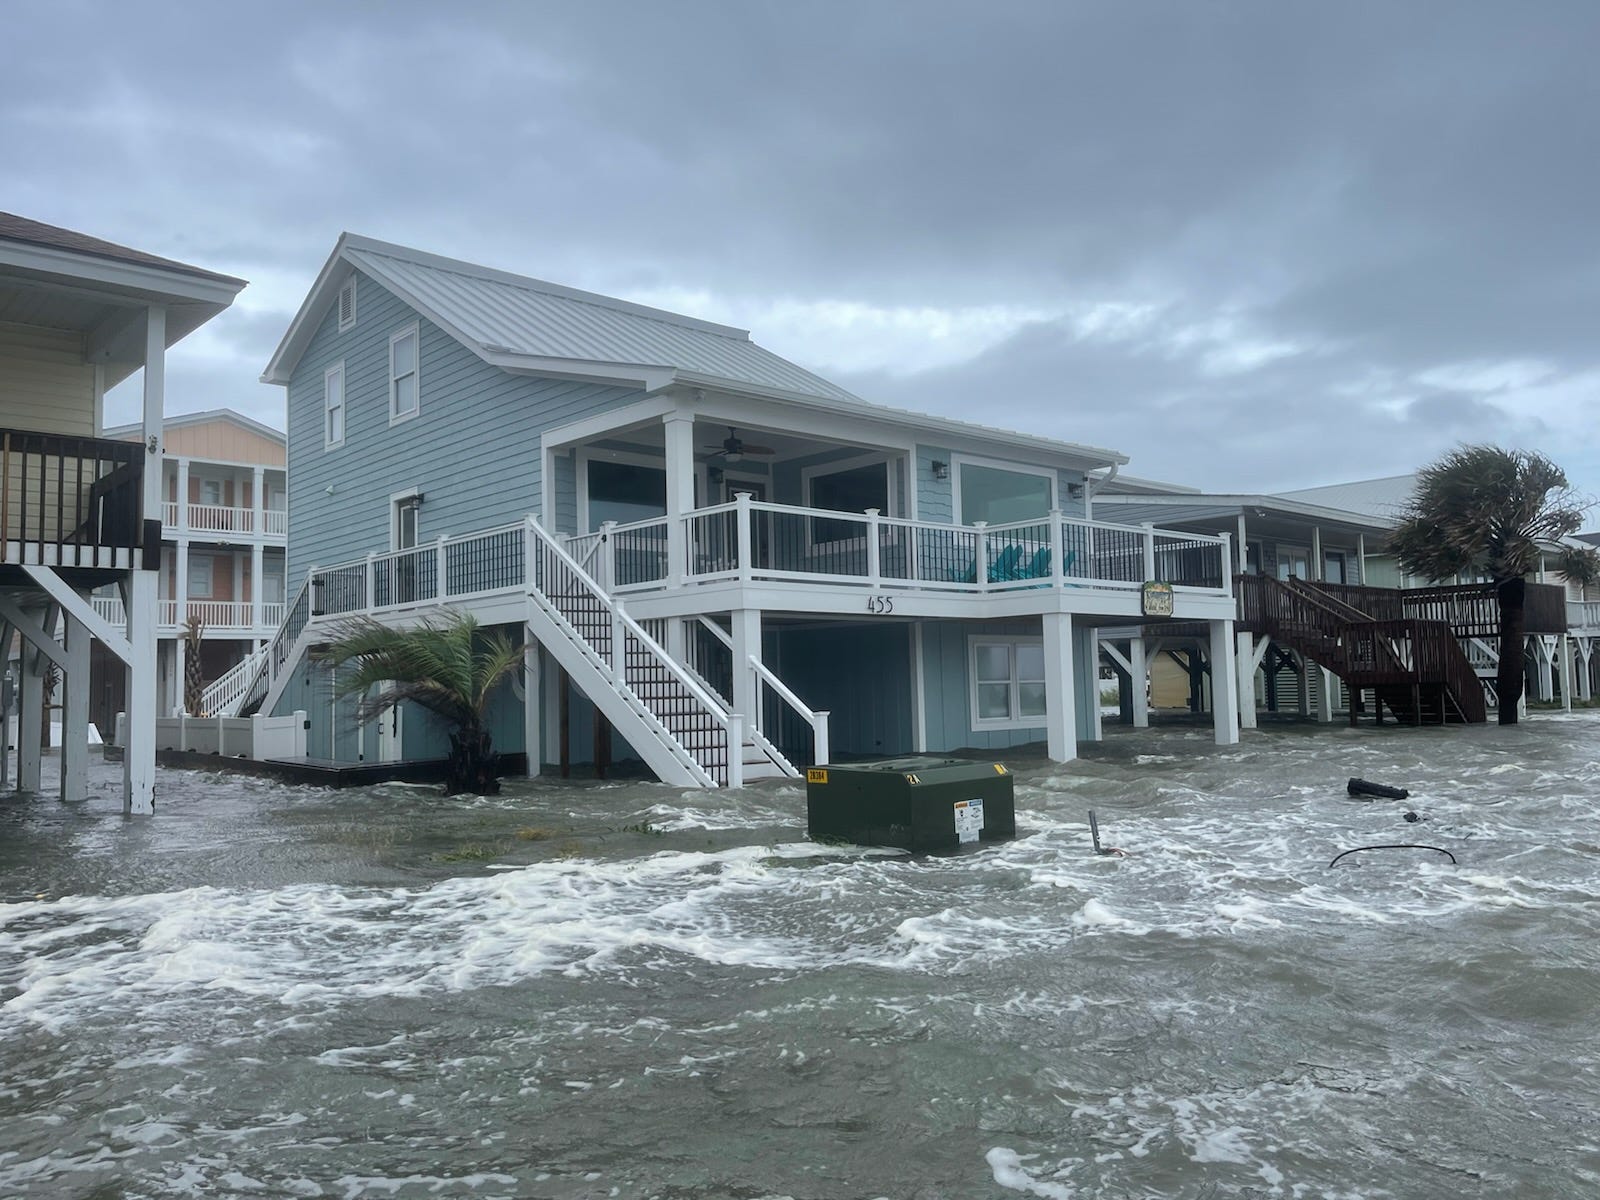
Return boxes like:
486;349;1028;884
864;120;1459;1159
931;460;949;481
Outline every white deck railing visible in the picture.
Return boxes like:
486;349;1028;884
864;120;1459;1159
307;501;1233;618
1569;601;1600;632
91;596;284;631
158;502;288;538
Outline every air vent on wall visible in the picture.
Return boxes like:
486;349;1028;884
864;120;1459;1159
337;278;356;331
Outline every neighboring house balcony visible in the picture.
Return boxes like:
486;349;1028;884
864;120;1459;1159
0;428;151;569
1570;601;1600;635
160;500;287;541
303;498;1236;625
92;595;286;635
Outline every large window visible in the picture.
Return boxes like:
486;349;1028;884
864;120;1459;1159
187;555;213;599
957;461;1053;525
970;638;1047;728
587;459;666;528
804;458;891;543
390;325;419;424
324;363;344;449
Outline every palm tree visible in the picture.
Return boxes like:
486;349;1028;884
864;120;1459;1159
1390;446;1597;724
315;612;524;793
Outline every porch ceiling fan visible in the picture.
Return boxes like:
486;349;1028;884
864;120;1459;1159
703;426;776;463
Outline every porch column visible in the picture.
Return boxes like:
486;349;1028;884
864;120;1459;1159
173;630;187;715
1296;651;1313;716
1236;632;1259;730
730;608;761;740
1311;526;1323;581
18;634;44;792
176;458;190;533
251;541;265;631
663;412;696;588
1082;626;1103;743
61;611;90;802
1356;534;1367;585
124;304;165;816
523;641;542;778
1578;638;1594;702
1560;634;1573;712
1129;637;1149;728
1315;665;1337;723
1210;618;1240;745
252;465;264;536
174;541;187;637
1536;636;1556;702
1042;612;1077;763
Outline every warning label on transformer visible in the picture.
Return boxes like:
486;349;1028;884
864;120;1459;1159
953;797;985;844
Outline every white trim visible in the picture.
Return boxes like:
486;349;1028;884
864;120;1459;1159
323;361;345;450
950;452;1056;527
576;447;668;533
967;634;1048;731
337;276;357;332
388;322;421;426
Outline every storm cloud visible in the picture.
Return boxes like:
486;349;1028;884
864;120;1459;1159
6;0;1597;501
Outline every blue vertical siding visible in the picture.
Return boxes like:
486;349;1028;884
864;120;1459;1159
285;271;642;585
767;623;914;758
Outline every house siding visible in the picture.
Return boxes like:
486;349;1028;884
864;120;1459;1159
767;623;915;758
0;321;95;435
285;270;642;585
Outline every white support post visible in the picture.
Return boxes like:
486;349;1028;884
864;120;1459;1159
1560;634;1573;712
18;641;43;791
812;712;831;767
1579;638;1594;702
61;611;90;802
975;522;989;591
252;465;264;536
1315;665;1337;724
725;712;745;790
176;458;190;533
1042;612;1078;763
292;710;308;758
730;608;761;739
436;535;448;602
1296;651;1313;717
1142;522;1156;581
523;644;541;778
364;552;376;611
251;541;264;630
173;634;187;715
865;508;881;585
735;492;754;586
1130;637;1149;728
1087;627;1104;742
663;412;696;589
1048;508;1064;586
1356;533;1367;585
125;304;165;816
1311;525;1323;581
1209;618;1240;746
598;521;618;593
610;600;627;683
1237;631;1258;730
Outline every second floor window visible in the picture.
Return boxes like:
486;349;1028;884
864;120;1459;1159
390;325;419;423
188;555;213;598
325;363;345;449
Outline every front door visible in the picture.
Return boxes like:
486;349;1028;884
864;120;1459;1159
376;700;403;762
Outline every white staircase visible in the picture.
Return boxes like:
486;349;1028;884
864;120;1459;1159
198;646;268;716
230;519;806;787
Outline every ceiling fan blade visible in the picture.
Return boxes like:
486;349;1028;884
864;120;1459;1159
741;443;777;455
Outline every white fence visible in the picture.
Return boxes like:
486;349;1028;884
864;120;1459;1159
153;711;308;759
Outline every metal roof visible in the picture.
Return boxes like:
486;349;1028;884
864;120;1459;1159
262;234;1129;469
1274;474;1416;520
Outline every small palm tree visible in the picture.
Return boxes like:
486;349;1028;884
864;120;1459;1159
1390;446;1598;724
315;612;524;794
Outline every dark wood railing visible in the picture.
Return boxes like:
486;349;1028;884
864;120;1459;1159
1304;580;1567;636
1236;576;1486;724
0;429;146;567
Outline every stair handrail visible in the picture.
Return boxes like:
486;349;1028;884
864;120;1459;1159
749;655;830;767
236;575;313;716
199;646;268;716
1284;577;1376;624
526;517;742;786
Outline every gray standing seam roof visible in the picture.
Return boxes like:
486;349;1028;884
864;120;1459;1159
347;245;863;405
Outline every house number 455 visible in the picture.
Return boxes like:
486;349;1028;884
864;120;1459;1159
867;595;894;614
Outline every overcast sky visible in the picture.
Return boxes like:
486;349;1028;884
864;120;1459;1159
6;1;1598;505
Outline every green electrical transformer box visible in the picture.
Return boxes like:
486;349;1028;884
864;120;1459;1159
805;757;1017;852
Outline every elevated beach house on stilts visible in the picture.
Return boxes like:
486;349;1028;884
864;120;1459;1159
241;235;1238;784
0;213;244;812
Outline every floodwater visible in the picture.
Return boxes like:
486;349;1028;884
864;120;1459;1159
3;714;1599;1200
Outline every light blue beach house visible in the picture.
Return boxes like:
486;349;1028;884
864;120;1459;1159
241;235;1240;785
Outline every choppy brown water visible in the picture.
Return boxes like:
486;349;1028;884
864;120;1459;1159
3;713;1599;1199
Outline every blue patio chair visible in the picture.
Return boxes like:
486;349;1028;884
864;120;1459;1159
1022;547;1051;579
987;544;1025;583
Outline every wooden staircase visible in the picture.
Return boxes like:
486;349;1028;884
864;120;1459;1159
1237;576;1486;725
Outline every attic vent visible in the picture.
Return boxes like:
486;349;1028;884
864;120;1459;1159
337;278;356;331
